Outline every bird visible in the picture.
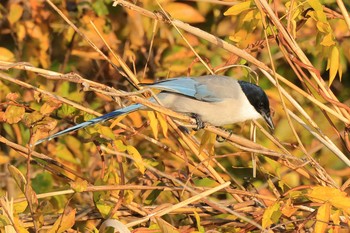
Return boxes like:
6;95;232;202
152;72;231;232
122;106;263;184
34;75;274;145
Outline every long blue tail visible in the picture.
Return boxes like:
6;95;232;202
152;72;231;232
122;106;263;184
35;104;142;145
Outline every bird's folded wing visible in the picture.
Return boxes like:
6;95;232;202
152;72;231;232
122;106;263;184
144;77;222;102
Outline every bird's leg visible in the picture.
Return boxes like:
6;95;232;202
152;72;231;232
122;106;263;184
216;127;233;142
190;113;204;131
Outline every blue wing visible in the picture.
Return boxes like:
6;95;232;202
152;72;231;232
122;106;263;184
35;104;142;145
145;77;223;102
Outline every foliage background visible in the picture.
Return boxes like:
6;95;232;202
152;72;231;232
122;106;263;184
0;0;349;232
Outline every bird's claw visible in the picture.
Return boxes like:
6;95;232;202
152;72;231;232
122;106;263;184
216;129;233;142
191;113;204;131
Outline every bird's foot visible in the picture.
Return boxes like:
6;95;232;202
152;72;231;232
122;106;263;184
216;128;233;142
191;113;204;131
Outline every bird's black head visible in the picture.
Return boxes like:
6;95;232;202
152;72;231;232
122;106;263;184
238;80;274;131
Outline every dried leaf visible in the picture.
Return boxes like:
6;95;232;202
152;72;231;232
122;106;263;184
6;93;19;101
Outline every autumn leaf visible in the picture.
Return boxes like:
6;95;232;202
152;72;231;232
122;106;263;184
314;202;331;233
8;3;23;25
262;202;281;229
126;145;145;174
47;208;76;233
4;105;25;124
224;1;252;16
148;111;159;140
328;46;339;85
0;47;15;62
164;3;205;23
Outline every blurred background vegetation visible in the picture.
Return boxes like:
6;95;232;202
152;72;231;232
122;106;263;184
0;0;349;232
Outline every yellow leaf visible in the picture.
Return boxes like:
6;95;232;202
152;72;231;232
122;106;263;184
13;217;29;233
4;105;25;124
281;198;298;217
224;1;252;16
164;3;205;23
328;196;350;214
262;202;281;229
16;24;26;42
307;0;327;22
316;21;330;33
156;112;168;138
338;61;342;81
70;179;89;192
308;186;344;203
8;3;23;25
0;154;10;165
156;217;180;233
148;111;159;140
328;46;339;85
126;145;145;174
242;10;255;22
331;210;340;225
199;131;215;155
315;202;331;233
320;33;335;46
8;165;38;211
13;200;28;214
48;208;76;233
8;165;26;191
114;140;127;152
0;47;15;62
40;99;62;116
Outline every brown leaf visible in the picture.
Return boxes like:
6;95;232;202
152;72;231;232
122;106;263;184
6;92;20;101
40;99;62;116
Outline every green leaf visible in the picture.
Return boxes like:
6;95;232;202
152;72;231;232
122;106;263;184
32;172;53;193
92;0;109;16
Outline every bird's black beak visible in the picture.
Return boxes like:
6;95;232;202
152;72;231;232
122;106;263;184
262;113;274;133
